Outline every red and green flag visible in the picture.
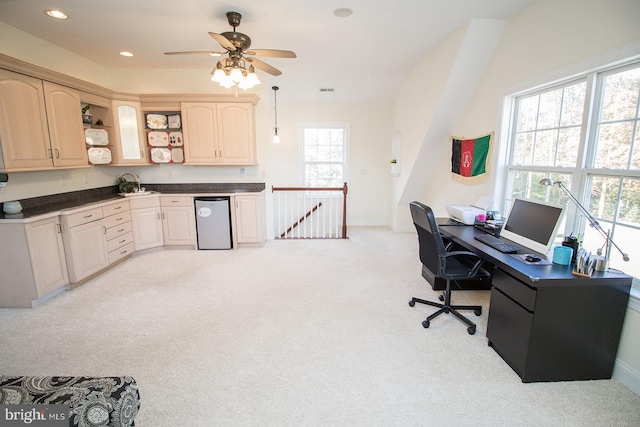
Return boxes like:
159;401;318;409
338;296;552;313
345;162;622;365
451;134;491;178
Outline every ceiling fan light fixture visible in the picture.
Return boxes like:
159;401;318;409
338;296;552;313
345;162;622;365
229;67;243;83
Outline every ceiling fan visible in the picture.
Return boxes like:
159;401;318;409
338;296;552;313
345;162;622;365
164;11;296;85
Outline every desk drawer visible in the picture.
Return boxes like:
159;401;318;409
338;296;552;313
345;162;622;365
492;268;536;312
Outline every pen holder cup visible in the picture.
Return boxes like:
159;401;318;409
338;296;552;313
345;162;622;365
553;245;573;265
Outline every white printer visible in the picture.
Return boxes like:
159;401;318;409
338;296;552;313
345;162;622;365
445;196;492;225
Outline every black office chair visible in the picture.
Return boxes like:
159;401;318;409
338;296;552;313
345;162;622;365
408;201;489;335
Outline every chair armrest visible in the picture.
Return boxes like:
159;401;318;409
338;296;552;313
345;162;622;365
440;251;485;277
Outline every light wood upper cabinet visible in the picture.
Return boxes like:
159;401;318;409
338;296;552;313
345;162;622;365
182;102;218;164
217;103;255;164
0;70;88;171
182;102;256;165
111;100;149;165
0;69;54;171
42;81;88;168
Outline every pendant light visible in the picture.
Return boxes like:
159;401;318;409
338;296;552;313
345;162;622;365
272;86;280;144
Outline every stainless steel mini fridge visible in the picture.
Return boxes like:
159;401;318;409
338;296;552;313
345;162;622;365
194;197;232;249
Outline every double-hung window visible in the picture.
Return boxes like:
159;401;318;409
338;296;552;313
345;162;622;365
503;60;640;285
301;123;348;188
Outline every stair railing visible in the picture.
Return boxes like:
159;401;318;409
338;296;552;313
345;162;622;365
272;183;348;239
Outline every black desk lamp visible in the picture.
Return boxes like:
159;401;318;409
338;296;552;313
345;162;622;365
539;178;629;270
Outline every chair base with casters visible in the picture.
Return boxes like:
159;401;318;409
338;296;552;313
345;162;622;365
408;201;490;335
409;286;482;335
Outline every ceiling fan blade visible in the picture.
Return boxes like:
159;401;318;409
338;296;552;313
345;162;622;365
164;51;226;56
208;32;236;51
245;49;297;58
247;58;282;76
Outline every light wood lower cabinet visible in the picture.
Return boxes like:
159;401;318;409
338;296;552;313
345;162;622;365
61;207;109;284
0;217;69;307
103;200;134;264
130;197;164;250
160;196;196;246
234;194;265;245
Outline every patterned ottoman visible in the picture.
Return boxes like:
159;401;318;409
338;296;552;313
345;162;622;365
0;376;140;426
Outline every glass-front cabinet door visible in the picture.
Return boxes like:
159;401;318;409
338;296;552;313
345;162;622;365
112;100;148;165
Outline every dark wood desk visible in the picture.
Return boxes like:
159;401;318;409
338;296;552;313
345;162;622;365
438;221;632;383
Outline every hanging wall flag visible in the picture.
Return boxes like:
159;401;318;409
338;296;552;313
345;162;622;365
451;132;493;183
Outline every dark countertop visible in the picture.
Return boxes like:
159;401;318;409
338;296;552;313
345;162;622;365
0;183;265;220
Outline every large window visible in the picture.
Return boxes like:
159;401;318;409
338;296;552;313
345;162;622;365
301;123;348;188
503;61;640;285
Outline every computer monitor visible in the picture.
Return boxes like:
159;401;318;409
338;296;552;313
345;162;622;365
500;198;565;254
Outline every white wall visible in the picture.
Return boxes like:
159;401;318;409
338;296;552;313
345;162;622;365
271;102;392;227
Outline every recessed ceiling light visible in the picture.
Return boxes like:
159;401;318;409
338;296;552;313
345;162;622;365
333;8;353;18
45;10;68;19
119;51;134;57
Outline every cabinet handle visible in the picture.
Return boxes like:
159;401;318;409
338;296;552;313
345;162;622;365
55;149;60;158
119;239;126;244
84;214;93;219
56;223;62;234
117;228;125;232
115;206;122;210
120;249;128;255
157;212;160;220
162;212;166;219
116;217;123;221
220;150;223;158
48;149;53;159
103;226;107;234
171;200;179;203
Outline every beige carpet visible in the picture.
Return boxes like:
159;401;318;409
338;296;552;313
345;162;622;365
1;226;639;426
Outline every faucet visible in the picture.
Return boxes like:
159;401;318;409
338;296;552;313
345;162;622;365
117;173;142;193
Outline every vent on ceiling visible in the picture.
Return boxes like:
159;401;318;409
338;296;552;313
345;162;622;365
319;88;335;92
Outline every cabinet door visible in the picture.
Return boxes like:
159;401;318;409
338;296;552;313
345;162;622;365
216;103;256;164
42;81;88;168
162;207;196;246
64;220;109;283
131;207;164;250
235;195;263;244
182;102;219;164
0;69;52;170
25;217;69;297
112;100;148;165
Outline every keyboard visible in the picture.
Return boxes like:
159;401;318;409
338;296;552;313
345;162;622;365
474;234;520;253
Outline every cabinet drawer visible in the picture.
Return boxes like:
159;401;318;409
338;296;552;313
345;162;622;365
103;200;130;217
492;268;537;312
107;231;134;252
104;210;132;229
63;207;104;228
129;196;160;210
109;242;135;264
161;196;192;207
106;221;132;241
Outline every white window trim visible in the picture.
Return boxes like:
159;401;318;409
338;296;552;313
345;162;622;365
299;121;350;192
495;43;640;295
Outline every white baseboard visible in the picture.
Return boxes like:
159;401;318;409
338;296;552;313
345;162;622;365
613;359;640;396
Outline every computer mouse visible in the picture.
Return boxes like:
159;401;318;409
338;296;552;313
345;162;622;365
525;255;541;262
